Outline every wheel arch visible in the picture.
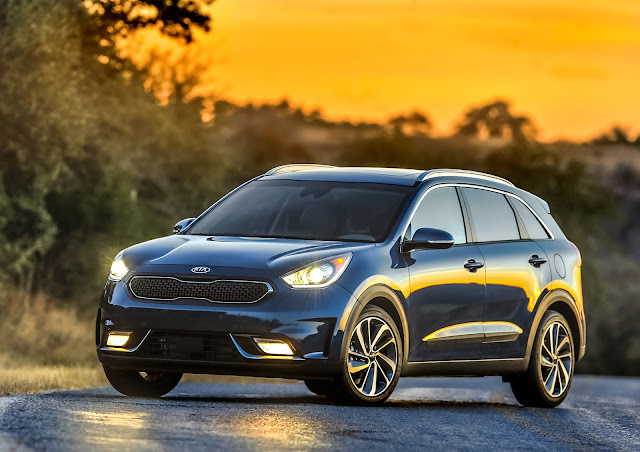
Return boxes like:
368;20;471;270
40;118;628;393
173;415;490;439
342;284;410;366
526;289;584;364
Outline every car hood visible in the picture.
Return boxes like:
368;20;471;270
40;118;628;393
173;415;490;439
122;235;374;273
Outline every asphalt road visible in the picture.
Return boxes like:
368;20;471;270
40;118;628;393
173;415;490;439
1;376;638;451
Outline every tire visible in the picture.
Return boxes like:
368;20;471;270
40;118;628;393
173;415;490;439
103;365;183;398
330;305;403;405
304;379;341;397
510;310;575;408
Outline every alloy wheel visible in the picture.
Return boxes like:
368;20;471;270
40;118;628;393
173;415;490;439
347;316;398;397
539;321;573;397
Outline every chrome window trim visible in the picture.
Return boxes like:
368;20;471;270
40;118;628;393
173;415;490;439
400;183;554;243
128;275;274;304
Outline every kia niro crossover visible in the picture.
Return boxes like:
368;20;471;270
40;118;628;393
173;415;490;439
97;165;585;407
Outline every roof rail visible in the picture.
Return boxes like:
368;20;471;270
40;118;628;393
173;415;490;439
417;169;515;187
264;164;336;176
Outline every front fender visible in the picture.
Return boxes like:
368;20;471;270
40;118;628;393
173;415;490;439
336;284;410;368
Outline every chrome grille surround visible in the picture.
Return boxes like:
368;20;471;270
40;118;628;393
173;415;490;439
129;276;273;304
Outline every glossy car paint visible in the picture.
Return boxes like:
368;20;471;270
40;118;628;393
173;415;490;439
406;244;486;362
97;167;585;380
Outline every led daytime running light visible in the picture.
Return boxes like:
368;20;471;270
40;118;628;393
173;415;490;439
282;254;352;288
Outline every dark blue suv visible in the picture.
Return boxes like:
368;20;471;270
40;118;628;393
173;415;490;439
97;165;585;407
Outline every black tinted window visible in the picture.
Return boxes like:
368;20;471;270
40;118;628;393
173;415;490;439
410;187;466;244
463;188;519;242
511;198;549;239
189;180;413;242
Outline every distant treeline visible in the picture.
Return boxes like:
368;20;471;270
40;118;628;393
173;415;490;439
0;0;639;375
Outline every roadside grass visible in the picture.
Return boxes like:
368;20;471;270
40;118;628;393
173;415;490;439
0;291;295;396
0;363;107;397
0;291;104;396
0;291;97;367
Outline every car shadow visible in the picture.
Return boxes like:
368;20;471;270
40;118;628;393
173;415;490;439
53;391;519;409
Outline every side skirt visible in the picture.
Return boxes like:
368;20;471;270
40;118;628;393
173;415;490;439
401;357;529;377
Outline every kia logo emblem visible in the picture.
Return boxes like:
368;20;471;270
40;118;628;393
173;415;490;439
191;266;211;274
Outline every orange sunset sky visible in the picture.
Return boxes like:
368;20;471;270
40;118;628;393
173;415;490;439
192;0;640;141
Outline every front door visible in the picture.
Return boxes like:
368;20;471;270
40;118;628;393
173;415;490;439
406;186;486;362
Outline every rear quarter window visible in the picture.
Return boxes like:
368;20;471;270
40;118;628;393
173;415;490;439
463;188;520;242
510;198;550;239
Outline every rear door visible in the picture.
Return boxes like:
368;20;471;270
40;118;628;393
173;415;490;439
460;187;552;359
406;186;486;362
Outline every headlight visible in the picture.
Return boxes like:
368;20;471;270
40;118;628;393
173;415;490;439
282;253;352;288
109;251;129;281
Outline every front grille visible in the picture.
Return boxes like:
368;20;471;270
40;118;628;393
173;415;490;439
138;331;240;362
129;276;272;303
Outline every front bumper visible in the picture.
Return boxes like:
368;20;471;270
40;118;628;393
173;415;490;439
96;274;358;380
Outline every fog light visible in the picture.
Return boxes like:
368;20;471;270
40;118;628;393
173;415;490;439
254;338;294;356
107;332;131;347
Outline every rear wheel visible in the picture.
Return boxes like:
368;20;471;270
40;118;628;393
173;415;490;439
330;305;403;405
103;366;182;398
510;311;574;408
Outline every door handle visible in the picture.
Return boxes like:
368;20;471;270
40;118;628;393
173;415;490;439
464;259;484;272
528;255;547;267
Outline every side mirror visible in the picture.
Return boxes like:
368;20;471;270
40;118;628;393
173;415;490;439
401;227;455;252
173;218;196;234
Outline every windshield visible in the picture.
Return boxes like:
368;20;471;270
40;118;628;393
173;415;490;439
188;180;414;242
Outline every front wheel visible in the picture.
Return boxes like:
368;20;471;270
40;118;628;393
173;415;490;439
330;305;403;405
509;311;574;408
103;366;182;398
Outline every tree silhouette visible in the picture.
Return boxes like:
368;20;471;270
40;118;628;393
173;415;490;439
138;44;213;106
84;0;215;70
456;100;536;142
388;111;432;136
85;0;214;43
592;126;638;146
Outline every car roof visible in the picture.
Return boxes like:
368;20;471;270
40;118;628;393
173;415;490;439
260;164;515;188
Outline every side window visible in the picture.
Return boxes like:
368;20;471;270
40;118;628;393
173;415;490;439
510;198;550;239
463;188;519;242
410;187;466;244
